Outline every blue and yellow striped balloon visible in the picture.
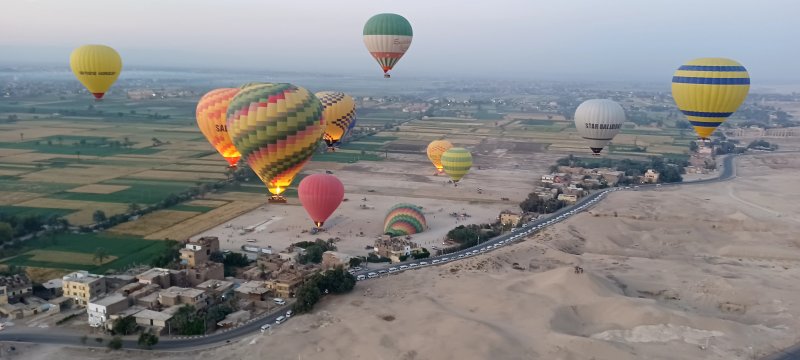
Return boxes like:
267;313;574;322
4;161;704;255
671;58;750;139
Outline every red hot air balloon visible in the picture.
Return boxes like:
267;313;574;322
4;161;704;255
297;174;345;229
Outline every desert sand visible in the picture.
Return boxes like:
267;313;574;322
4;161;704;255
14;153;800;360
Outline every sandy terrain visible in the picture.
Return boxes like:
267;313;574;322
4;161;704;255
192;151;550;256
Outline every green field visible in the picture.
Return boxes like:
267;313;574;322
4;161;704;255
0;206;75;218
2;233;174;273
0;136;160;157
50;179;203;205
312;151;383;163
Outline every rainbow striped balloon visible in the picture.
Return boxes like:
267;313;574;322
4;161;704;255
226;83;325;197
384;203;427;236
441;147;473;183
196;88;241;167
315;91;356;148
671;58;750;139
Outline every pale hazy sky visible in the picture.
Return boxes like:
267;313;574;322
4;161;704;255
1;0;796;82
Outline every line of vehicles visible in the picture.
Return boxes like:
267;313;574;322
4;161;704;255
351;187;622;281
260;298;291;333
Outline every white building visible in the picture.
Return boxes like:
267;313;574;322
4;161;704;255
87;294;129;327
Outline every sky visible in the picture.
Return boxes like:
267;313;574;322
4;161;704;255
1;0;797;82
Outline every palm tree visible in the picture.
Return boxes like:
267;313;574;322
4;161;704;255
94;247;109;264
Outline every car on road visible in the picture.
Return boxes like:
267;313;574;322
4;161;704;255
442;257;449;261
388;267;398;273
409;263;418;268
353;266;362;271
347;269;356;274
275;315;286;325
356;274;366;281
378;270;387;275
457;254;464;258
286;310;293;318
273;298;286;306
432;259;440;264
419;261;429;266
367;272;378;278
399;265;409;270
260;324;272;332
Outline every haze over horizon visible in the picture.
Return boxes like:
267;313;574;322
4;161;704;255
1;0;797;83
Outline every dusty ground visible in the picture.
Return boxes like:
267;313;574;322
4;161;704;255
193;151;556;256
16;152;800;360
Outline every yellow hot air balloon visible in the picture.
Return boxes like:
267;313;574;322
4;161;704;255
441;147;472;184
426;140;453;174
69;45;122;99
315;91;356;149
196;88;241;167
671;58;750;140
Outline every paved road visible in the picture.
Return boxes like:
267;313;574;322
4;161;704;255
0;155;740;351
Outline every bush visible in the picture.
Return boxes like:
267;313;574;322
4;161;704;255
138;331;159;349
293;267;356;314
411;248;430;259
366;253;391;263
348;257;362;267
112;316;138;335
108;336;122;350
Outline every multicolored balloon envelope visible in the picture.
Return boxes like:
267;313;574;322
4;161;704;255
298;174;345;228
196;88;241;167
69;45;122;99
671;58;750;139
573;99;626;155
226;83;325;201
315;91;356;148
384;203;427;237
363;13;413;78
441;147;473;183
426;140;453;173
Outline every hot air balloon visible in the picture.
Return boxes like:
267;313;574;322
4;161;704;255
426;140;453;174
363;13;413;78
69;45;122;100
196;88;241;167
573;99;626;155
384;203;427;237
315;92;356;150
671;58;750;140
226;83;325;203
441;147;472;184
298;174;345;229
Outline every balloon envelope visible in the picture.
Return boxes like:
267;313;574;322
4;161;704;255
573;99;626;154
226;83;325;196
196;88;241;167
441;147;472;182
315;92;356;148
298;174;345;227
426;140;453;172
384;203;426;236
671;58;750;139
69;45;122;99
363;13;413;77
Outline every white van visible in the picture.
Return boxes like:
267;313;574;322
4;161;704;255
260;323;271;332
356;274;366;281
275;316;286;325
273;298;286;305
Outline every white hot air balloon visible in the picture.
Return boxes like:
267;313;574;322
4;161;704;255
573;99;626;155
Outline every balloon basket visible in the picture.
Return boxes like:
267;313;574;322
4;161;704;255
384;74;391;78
268;195;287;204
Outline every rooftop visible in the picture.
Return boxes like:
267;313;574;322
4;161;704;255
62;271;103;284
90;293;127;307
134;309;173;322
136;268;172;281
160;286;205;298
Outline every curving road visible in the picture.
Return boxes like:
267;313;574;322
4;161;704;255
0;155;739;351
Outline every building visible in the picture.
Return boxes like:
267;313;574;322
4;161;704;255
0;274;32;305
158;287;209;309
107;306;146;331
134;309;173;330
234;281;271;302
599;171;624;186
321;251;352;270
498;210;521;227
374;238;420;263
62;271;106;306
180;236;220;268
643;169;660;184
557;194;578;203
136;268;188;289
87;294;130;327
195;279;235;300
185;262;224;287
540;174;555;184
39;279;63;300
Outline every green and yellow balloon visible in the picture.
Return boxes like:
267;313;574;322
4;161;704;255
226;83;325;201
441;147;472;183
671;58;750;140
